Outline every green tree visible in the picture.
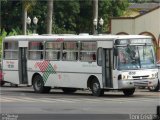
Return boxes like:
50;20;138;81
54;0;80;34
99;0;129;32
1;1;21;33
22;0;36;35
1;0;129;35
77;0;92;34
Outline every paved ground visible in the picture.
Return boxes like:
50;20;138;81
0;86;160;120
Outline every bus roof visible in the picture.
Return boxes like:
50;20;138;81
3;34;152;42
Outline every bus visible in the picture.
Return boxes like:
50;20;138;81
148;63;160;91
2;34;159;96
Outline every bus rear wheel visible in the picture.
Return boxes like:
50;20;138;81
33;75;51;93
123;88;135;96
91;79;104;97
62;88;77;94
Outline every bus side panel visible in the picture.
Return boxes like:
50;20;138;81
112;70;119;89
28;60;102;89
45;73;102;89
47;61;102;88
3;60;19;84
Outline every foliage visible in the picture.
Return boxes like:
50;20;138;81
129;0;158;3
0;29;19;59
99;0;129;32
54;0;80;34
1;0;129;34
22;0;37;12
1;1;22;33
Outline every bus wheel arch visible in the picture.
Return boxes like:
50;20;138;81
87;75;97;89
32;73;41;85
32;73;51;93
87;75;104;96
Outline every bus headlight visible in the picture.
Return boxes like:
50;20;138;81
122;75;129;80
122;75;126;80
118;74;130;80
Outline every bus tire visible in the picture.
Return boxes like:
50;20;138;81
0;81;5;86
33;75;51;93
148;80;160;92
123;88;135;96
91;78;104;97
62;88;77;94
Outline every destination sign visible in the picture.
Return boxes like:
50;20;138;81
115;39;152;45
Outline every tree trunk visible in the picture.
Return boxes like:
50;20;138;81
92;0;98;34
22;2;27;35
46;0;53;34
0;1;1;30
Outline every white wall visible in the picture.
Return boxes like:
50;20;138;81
135;8;160;39
111;19;134;34
111;8;160;40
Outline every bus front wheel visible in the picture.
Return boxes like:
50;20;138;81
123;88;135;96
148;80;160;92
33;75;51;93
91;79;104;97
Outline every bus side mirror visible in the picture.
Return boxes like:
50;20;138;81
97;48;103;66
114;47;118;56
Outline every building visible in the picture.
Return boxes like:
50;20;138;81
110;4;160;63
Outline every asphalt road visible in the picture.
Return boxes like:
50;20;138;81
0;85;159;120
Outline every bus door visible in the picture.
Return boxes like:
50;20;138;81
102;49;113;88
18;41;28;84
97;41;113;88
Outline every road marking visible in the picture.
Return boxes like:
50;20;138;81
0;96;158;103
42;98;75;103
0;97;35;102
0;99;13;102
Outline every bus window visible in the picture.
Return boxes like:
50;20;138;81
45;42;61;60
28;42;43;60
80;42;97;62
29;42;43;50
62;42;78;61
3;42;18;60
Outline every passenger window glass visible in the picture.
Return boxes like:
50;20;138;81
46;42;61;50
4;42;18;50
80;42;97;62
28;51;43;60
45;42;61;60
3;42;18;60
62;42;78;61
29;42;43;50
81;42;96;51
28;42;43;60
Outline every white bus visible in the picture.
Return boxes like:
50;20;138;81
2;34;159;96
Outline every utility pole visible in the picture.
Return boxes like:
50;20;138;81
22;2;27;35
92;0;98;34
46;0;53;34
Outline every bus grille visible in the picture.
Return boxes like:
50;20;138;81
132;75;149;80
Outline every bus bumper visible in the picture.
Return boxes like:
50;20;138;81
133;78;158;87
118;78;159;89
118;80;135;89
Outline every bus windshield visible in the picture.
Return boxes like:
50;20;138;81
117;45;156;70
